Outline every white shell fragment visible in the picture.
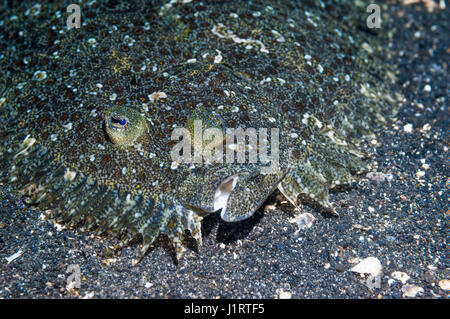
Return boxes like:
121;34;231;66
403;123;413;133
366;171;393;183
276;288;292;299
5;249;23;264
438;279;450;291
32;70;47;81
289;213;315;231
64;168;77;181
401;284;424;298
350;257;382;277
148;91;167;102
391;271;410;284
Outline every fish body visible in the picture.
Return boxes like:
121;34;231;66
0;0;400;259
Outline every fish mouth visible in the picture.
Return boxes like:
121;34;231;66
213;175;239;221
177;175;240;219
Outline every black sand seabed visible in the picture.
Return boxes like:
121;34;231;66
0;2;448;299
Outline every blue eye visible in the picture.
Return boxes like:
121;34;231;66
112;117;127;126
105;107;147;146
109;112;129;130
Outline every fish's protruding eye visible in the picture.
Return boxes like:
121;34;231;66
104;107;147;147
109;112;129;131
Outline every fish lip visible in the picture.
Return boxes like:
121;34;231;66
214;175;239;220
178;175;240;218
179;201;215;217
213;175;239;211
220;169;289;222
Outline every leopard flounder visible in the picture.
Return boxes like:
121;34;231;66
0;0;402;261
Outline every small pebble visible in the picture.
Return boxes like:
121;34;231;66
335;263;346;273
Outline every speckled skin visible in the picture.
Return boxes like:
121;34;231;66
0;0;401;260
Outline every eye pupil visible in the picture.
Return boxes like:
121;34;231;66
109;113;129;130
111;117;126;126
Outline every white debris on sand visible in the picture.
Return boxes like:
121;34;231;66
276;288;292;299
289;213;315;231
366;171;393;183
403;123;413;133
82;291;95;299
5;249;23;264
391;271;410;284
350;257;382;277
438;279;450;290
401;284;424;297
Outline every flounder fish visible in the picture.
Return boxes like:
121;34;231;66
0;0;401;261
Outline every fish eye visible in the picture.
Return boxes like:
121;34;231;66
109;112;129;131
104;107;146;146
